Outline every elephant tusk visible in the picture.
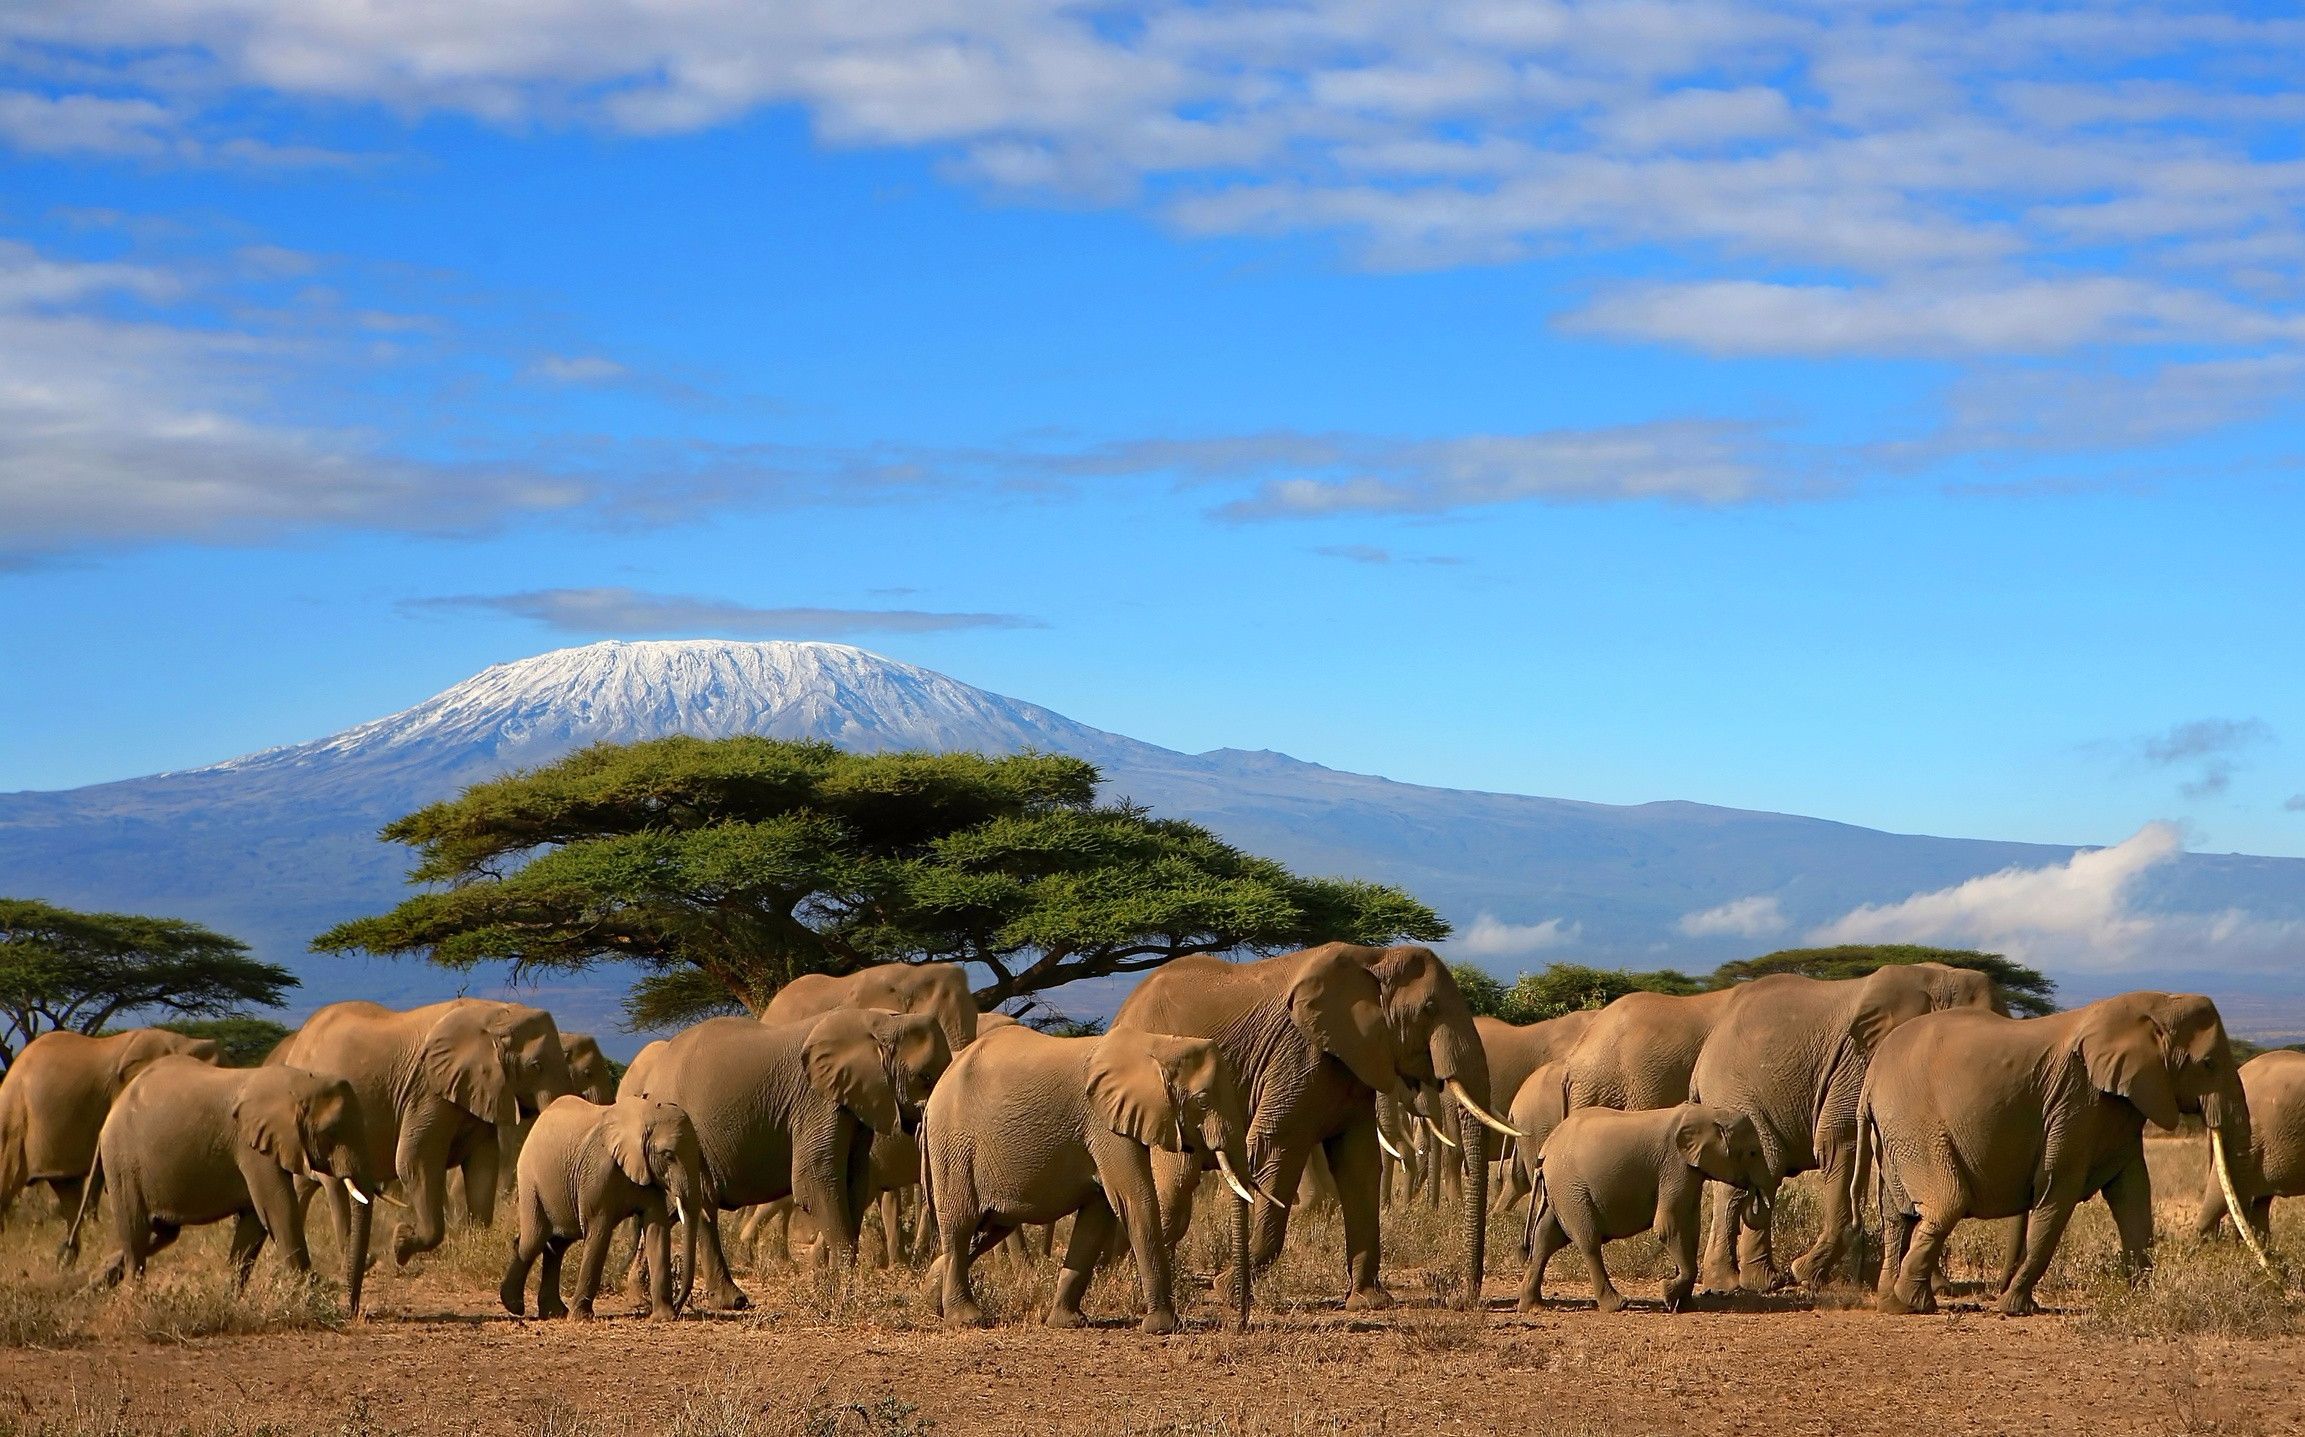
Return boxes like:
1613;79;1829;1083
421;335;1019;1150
1213;1150;1258;1207
1446;1079;1526;1139
2211;1125;2275;1274
1251;1179;1291;1212
346;1182;372;1207
1376;1127;1405;1162
1421;1115;1459;1151
672;1197;686;1227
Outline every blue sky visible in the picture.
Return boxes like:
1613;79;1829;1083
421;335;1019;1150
2;0;2303;860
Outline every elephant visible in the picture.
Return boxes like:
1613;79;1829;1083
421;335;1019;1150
763;962;979;1053
0;1027;220;1225
501;1095;711;1322
1686;963;1999;1291
922;1024;1272;1333
1516;1103;1774;1314
1110;942;1515;1311
2196;1049;2305;1246
1555;988;1740;1116
1479;1010;1599;1212
743;1128;919;1267
1504;1060;1573;1214
268;998;575;1265
561;1034;619;1104
63;1056;377;1311
1863;991;2252;1316
621;1008;950;1310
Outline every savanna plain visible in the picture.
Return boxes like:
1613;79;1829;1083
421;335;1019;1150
2;1138;2298;1437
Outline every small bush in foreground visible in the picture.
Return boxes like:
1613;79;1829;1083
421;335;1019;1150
2078;1245;2295;1340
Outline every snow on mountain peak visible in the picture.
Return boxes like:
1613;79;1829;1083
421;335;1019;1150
205;638;1149;778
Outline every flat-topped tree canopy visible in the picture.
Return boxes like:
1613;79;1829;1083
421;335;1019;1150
316;735;1447;1029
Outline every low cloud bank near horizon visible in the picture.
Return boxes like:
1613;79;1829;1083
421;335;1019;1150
408;586;1043;639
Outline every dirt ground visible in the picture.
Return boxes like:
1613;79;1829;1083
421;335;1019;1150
5;1140;2301;1436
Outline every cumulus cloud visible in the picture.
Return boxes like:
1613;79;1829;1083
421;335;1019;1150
6;2;2305;365
1677;895;1788;939
410;587;1042;639
1809;823;2305;971
1452;913;1580;961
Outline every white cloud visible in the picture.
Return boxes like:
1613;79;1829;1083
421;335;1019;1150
1453;912;1580;961
1677;895;1787;939
526;354;627;384
1809;823;2305;972
409;587;1041;637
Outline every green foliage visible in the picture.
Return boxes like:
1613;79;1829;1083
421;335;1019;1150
154;1015;293;1067
317;736;1447;1029
1498;962;1705;1022
1708;943;2058;1017
0;898;296;1071
1448;962;1508;1018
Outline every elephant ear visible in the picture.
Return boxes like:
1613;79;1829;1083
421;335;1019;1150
1087;1033;1194;1150
1850;968;1934;1055
802;1011;902;1135
420;1005;519;1127
1671;1108;1730;1172
232;1072;307;1171
603;1100;654;1188
1286;946;1399;1096
2075;1007;2182;1131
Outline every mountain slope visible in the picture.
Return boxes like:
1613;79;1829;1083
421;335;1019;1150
4;639;2301;1041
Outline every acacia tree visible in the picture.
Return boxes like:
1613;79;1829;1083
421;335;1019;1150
1707;943;2057;1017
316;737;1448;1028
0;898;298;1070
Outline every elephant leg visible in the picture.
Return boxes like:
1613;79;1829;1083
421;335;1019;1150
1699;1182;1741;1293
693;1206;751;1311
936;1198;992;1327
1996;1199;2076;1317
1498;1152;1531;1214
1102;1144;1180;1334
2102;1159;2155;1286
640;1213;675;1320
227;1211;267;1288
1558;1203;1620;1313
1988;1214;2027;1296
2249;1197;2274;1249
570;1213;625;1321
1325;1120;1391;1311
2194;1172;2231;1240
537;1238;570;1320
1884;1209;1956;1315
793;1133;863;1268
1734;1187;1780;1291
1048;1193;1117;1329
459;1130;502;1229
873;1190;902;1271
1662;1198;1702;1312
391;1110;461;1264
501;1192;549;1317
1793;1144;1858;1288
1517;1194;1566;1312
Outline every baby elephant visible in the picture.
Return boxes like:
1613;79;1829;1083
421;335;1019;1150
66;1056;378;1310
924;1024;1275;1333
1519;1103;1774;1314
502;1095;711;1321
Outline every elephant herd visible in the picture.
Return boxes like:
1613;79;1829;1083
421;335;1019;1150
0;945;2290;1334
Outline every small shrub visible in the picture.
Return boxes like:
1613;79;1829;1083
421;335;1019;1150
0;1268;92;1349
92;1267;345;1343
2078;1245;2294;1340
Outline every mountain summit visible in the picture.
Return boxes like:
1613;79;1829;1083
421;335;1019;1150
203;640;1154;787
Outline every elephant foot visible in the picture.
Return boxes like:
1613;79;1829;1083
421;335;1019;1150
1880;1280;1935;1316
945;1299;987;1328
1594;1289;1626;1315
1140;1309;1181;1335
1697;1268;1740;1296
647;1304;677;1322
1789;1254;1831;1290
1996;1290;2040;1318
1045;1306;1087;1329
1515;1291;1544;1314
1741;1264;1789;1294
708;1284;751;1312
563;1302;590;1323
1342;1284;1395;1312
498;1279;525;1317
1664;1282;1694;1313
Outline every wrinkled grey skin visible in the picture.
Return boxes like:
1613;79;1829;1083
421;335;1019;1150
1111;942;1499;1311
1479;1010;1599;1211
624;1009;950;1311
2197;1050;2305;1245
269;998;575;1265
0;1028;219;1225
921;1026;1257;1333
1864;991;2249;1317
1686;964;1999;1291
65;1057;376;1312
502;1095;711;1322
1517;1103;1775;1314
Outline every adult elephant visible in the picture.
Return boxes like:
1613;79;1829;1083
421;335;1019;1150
0;1028;220;1225
764;962;979;1053
560;1034;619;1104
1110;942;1513;1311
269;998;574;1264
623;1008;950;1310
1688;963;1999;1290
1479;1010;1599;1211
1864;991;2254;1316
2195;1049;2305;1247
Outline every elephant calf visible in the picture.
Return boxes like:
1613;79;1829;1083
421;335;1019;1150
65;1057;377;1311
502;1095;711;1322
1518;1103;1773;1314
923;1025;1271;1333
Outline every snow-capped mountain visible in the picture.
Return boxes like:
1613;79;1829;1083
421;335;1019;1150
5;638;2304;1046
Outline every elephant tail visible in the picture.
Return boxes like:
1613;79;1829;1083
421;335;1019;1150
914;1116;937;1262
1850;1081;1880;1286
1519;1160;1546;1260
61;1146;104;1267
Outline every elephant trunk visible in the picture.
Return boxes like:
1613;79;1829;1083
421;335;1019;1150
674;1160;711;1312
1429;1019;1497;1311
1457;1102;1488;1312
1229;1165;1252;1329
346;1185;373;1316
